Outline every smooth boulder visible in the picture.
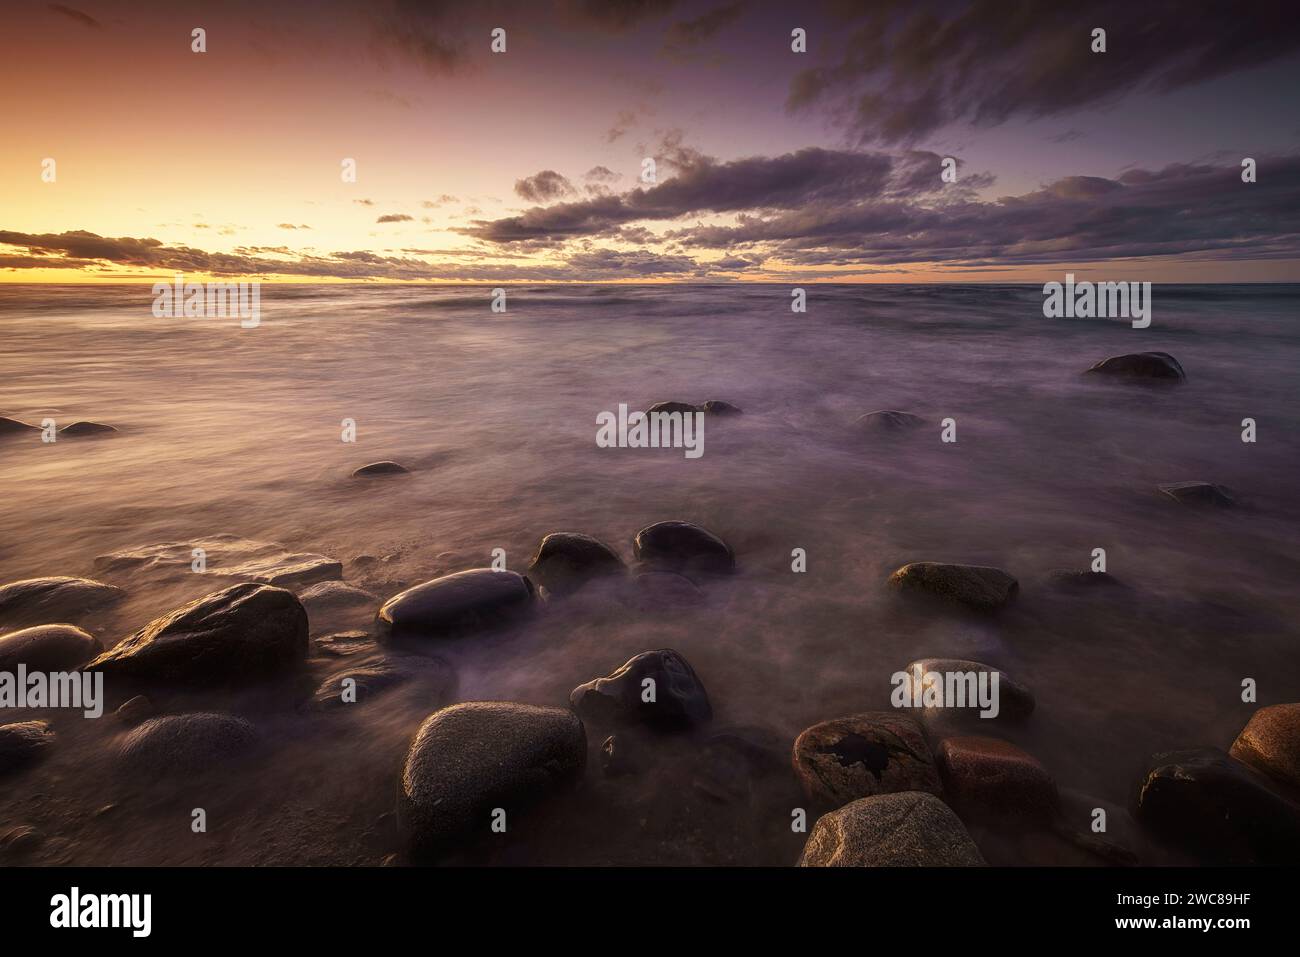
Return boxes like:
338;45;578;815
0;624;101;672
0;721;55;775
84;583;308;686
398;701;586;858
798;792;986;866
570;648;711;730
1086;352;1185;381
1230;703;1300;793
887;562;1018;612
646;401;700;415
633;521;735;576
702;400;742;415
116;713;258;775
377;569;535;640
936;736;1059;821
793;712;941;808
1134;747;1300;864
0;576;123;627
1158;481;1234;508
526;532;625;595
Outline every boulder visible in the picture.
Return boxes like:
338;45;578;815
59;421;117;436
793;712;941;808
936;736;1059;821
900;658;1035;724
887;562;1018;612
0;576;123;627
312;631;373;658
633;521;735;576
600;734;634;777
570;648;711;730
646;401;700;415
798;792;986;866
308;655;454;711
95;535;342;588
116;713;258;776
0;721;55;775
855;410;925;432
0;624;101;672
398;701;586;858
0;416;39;434
352;461;409;477
300;580;376;611
526;532;625;595
377;569;535;640
115;695;154;726
1134;747;1300;864
702;400;742;415
1086;352;1185;381
1158;481;1235;507
84;583;308;686
1230;703;1300;793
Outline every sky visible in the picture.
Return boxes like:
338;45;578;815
2;0;1299;283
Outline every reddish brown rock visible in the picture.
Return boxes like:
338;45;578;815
936;735;1059;821
793;712;941;808
1230;703;1300;793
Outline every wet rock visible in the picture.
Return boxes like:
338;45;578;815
313;631;373;657
887;562;1018;613
0;624;101;672
1047;569;1125;590
1158;481;1235;508
646;401;700;415
95;534;342;588
798;792;986;867
85;582;308;687
0;576;124;627
855;410;925;432
1230;703;1300;793
309;655;454;711
115;695;154;726
0;721;55;775
1134;747;1300;864
352;461;409;477
300;580;376;610
600;734;634;777
116;713;258;776
0;416;39;434
900;658;1035;724
793;712;941;808
1086;351;1185;381
633;521;735;576
936;736;1059;822
702;400;742;415
59;421;117;436
526;532;625;595
398;701;586;858
570;648;711;731
377;569;536;640
0;825;41;856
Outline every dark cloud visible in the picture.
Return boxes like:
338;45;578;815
374;0;468;76
789;0;1300;144
568;0;679;32
48;4;101;29
515;170;577;203
585;166;620;183
376;214;414;223
277;223;312;229
664;1;744;51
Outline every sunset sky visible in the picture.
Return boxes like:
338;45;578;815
2;0;1299;282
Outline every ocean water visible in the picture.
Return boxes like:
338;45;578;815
1;282;1298;865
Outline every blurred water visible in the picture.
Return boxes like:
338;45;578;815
1;282;1298;865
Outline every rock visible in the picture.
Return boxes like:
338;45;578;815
936;736;1059;822
625;569;704;609
95;534;342;588
705;725;786;773
1230;703;1300;793
298;581;377;630
900;658;1035;724
116;713;258;776
309;655;454;711
0;825;41;856
646;401;700;415
0;721;55;775
798;792;986;866
633;521;735;576
570;649;711;731
600;734;634;777
693;726;786;804
0;624;101;672
313;631;373;657
887;562;1018;613
84;582;308;687
0;416;38;434
1158;481;1235;507
1086;351;1185;381
115;695;154;726
0;576;124;627
526;532;625;595
793;712;941;808
398;701;586;858
1134;748;1300;864
855;410;925;432
353;461;409;477
377;569;536;640
1047;570;1125;590
702;400;742;415
59;421;117;435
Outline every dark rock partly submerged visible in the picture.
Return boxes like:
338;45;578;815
887;562;1018;613
526;532;624;595
0;416;39;435
377;569;536;640
0;576;124;627
59;421;117;436
352;461;409;477
0;721;55;776
84;582;308;687
1158;481;1235;507
855;410;925;432
0;624;101;672
570;648;711;731
633;521;734;576
116;713;258;776
1086;351;1185;381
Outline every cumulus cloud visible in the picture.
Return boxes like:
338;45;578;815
515;170;577;203
376;213;414;223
